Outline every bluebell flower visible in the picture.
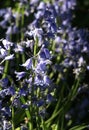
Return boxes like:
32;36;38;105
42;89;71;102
0;20;8;29
0;48;8;58
60;0;76;13
36;2;46;15
24;40;34;54
2;39;13;50
27;28;43;42
34;73;51;87
0;77;9;88
35;10;45;19
13;25;19;34
12;97;21;107
3;120;7;130
14;44;24;53
39;48;51;60
25;31;33;40
35;59;51;74
30;0;39;5
3;120;12;130
0;66;3;74
46;94;54;103
15;71;26;80
6;25;19;39
21;58;32;70
6;26;12;37
21;104;29;109
0;88;11;97
0;9;6;16
35;61;46;74
26;77;32;84
8;86;15;95
4;8;12;21
0;54;14;65
25;39;34;48
19;87;27;96
5;54;14;61
37;2;46;10
37;99;45;107
34;74;43;86
1;106;11;118
78;57;85;67
43;75;51;86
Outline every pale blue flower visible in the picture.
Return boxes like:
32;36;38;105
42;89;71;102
2;39;13;50
39;48;51;60
5;54;14;60
0;54;14;64
15;71;26;80
21;58;32;70
14;44;24;53
0;48;8;57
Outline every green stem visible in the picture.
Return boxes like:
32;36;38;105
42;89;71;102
2;48;11;78
34;37;38;57
35;108;40;130
46;78;80;127
12;105;15;130
20;97;33;130
2;60;9;78
21;5;25;41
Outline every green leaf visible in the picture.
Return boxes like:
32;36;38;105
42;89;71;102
13;108;25;128
51;124;57;130
15;127;20;130
69;124;88;130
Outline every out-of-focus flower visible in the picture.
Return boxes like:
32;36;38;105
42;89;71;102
78;57;85;67
0;66;3;74
15;71;26;80
19;87;27;96
4;8;12;21
0;77;9;88
8;86;15;95
30;0;39;5
46;94;54;103
37;99;44;107
43;75;51;86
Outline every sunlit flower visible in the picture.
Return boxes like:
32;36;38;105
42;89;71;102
15;71;26;80
0;54;14;64
21;58;32;70
2;39;13;50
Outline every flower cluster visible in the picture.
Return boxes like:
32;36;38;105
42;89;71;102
0;0;89;129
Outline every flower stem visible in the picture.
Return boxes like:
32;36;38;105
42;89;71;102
12;105;15;130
